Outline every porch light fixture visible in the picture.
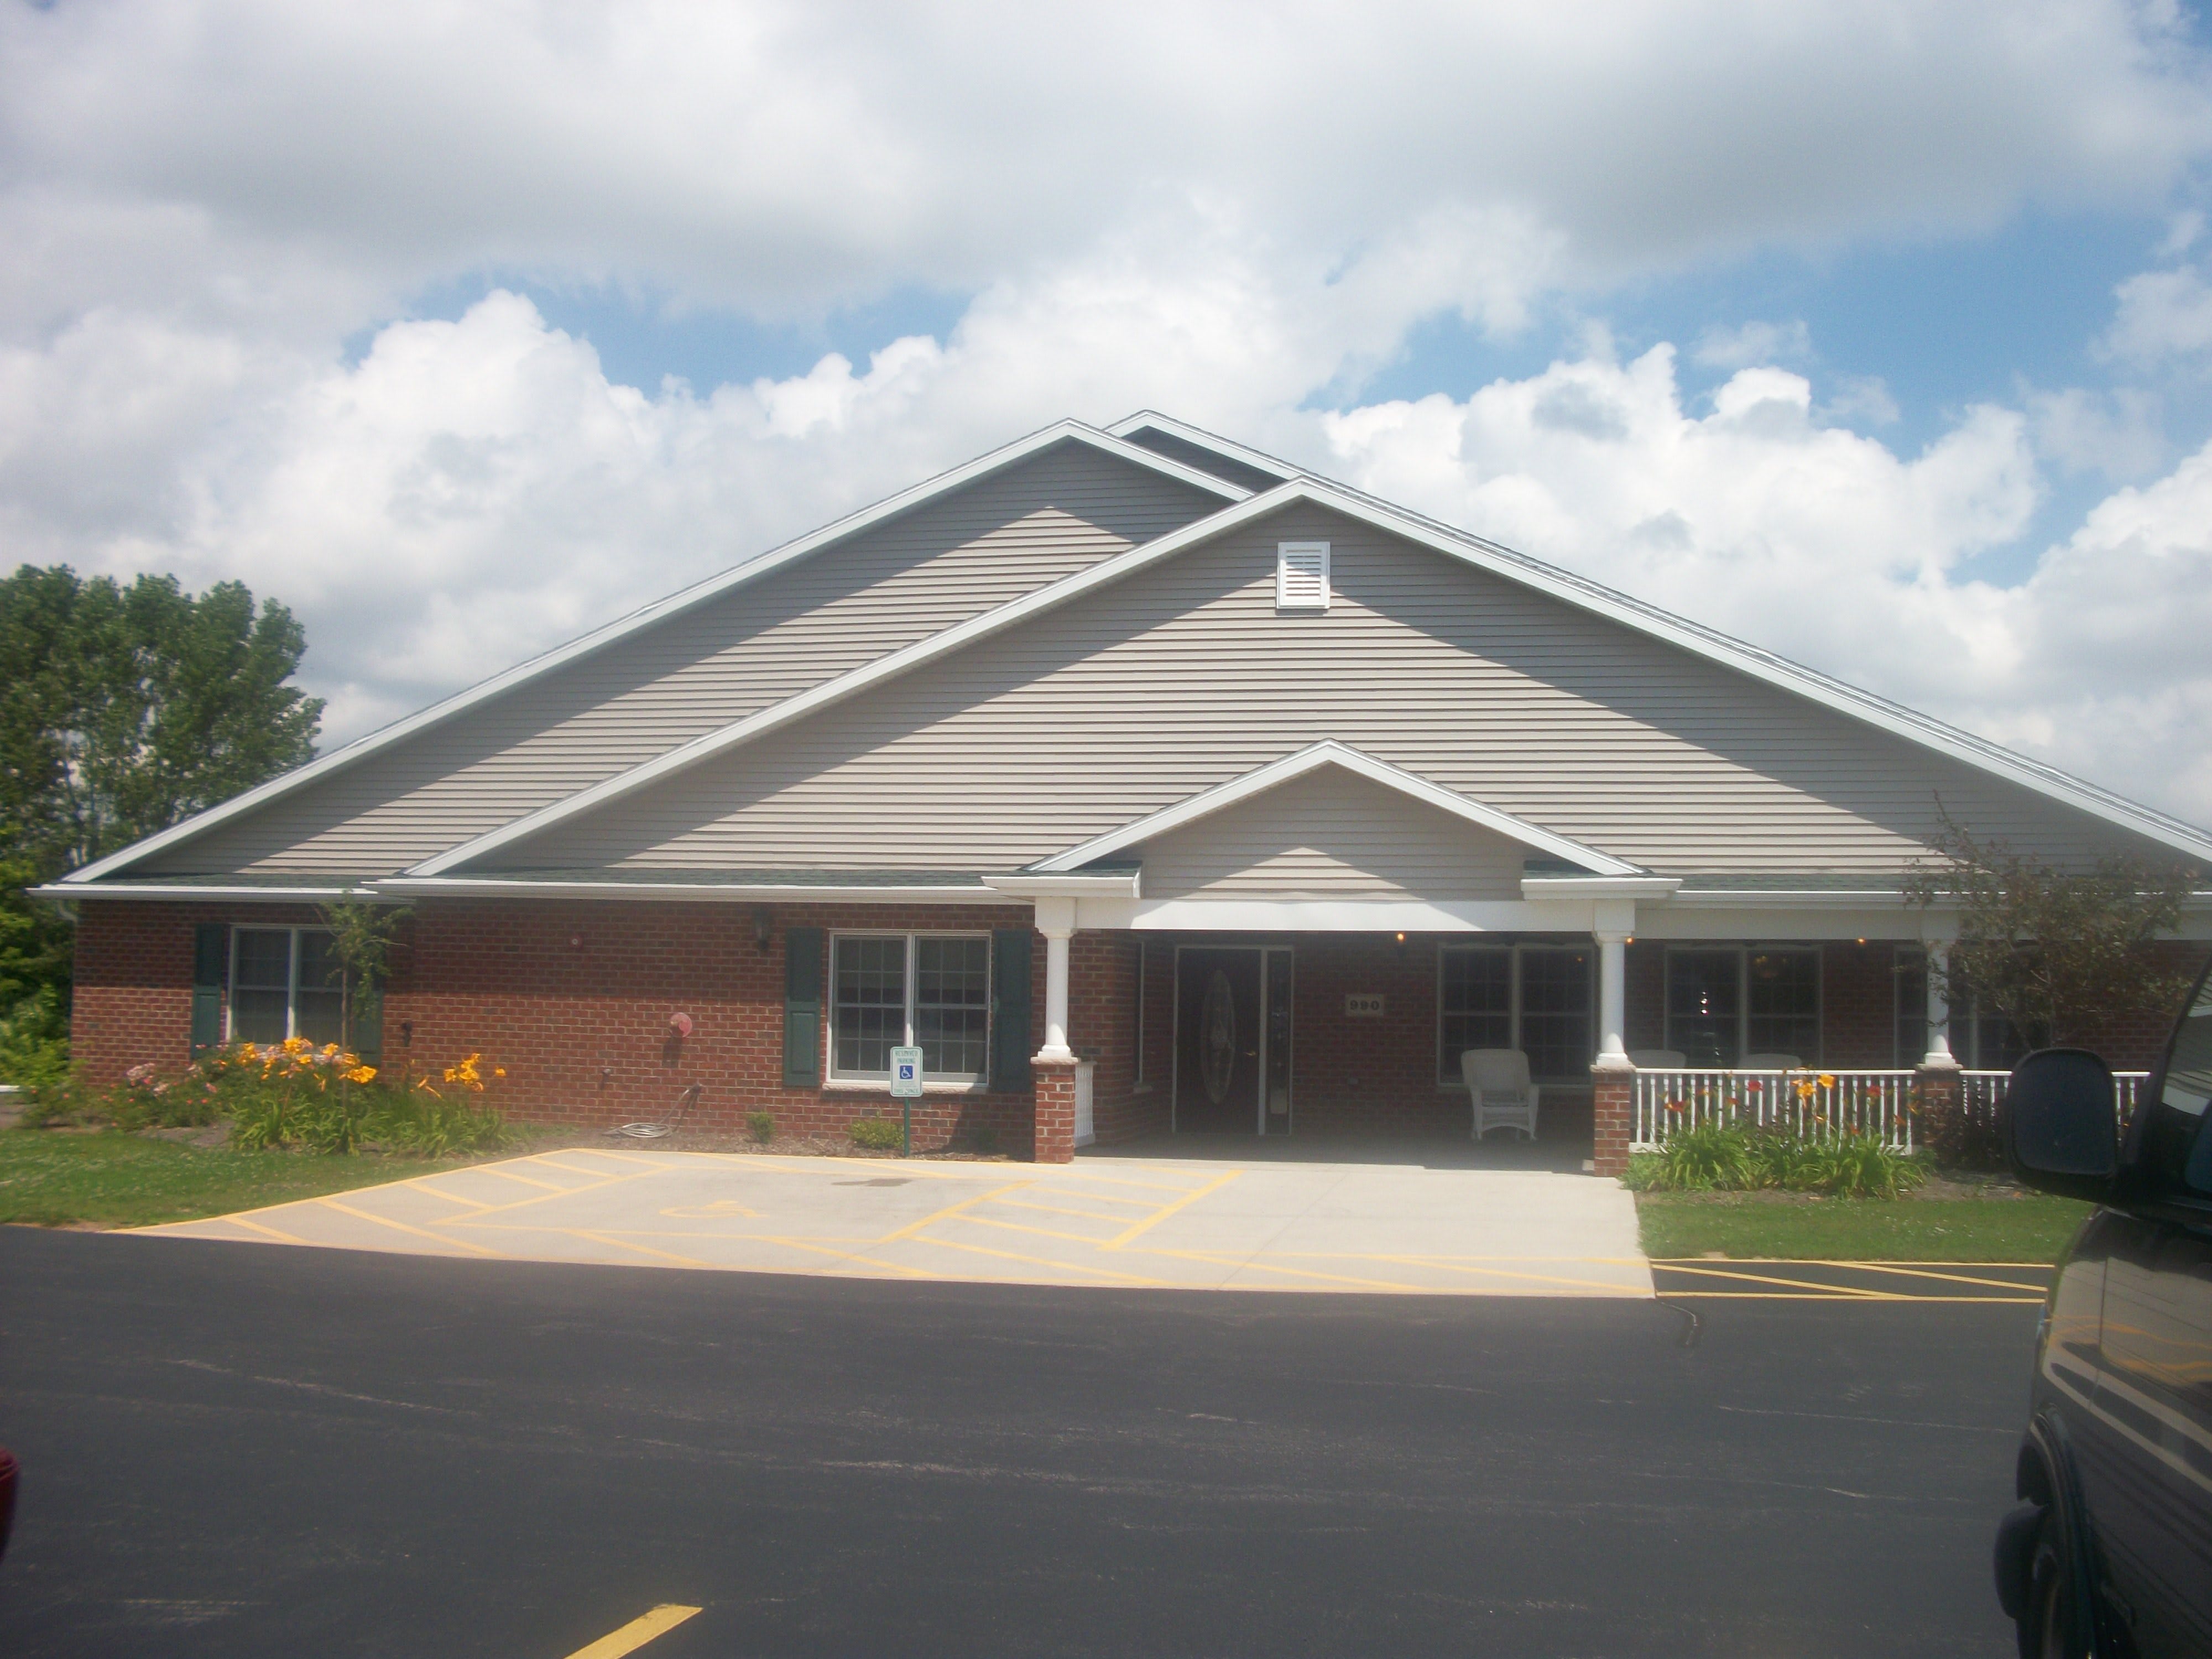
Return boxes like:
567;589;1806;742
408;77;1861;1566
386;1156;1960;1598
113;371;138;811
753;904;774;953
669;1011;694;1038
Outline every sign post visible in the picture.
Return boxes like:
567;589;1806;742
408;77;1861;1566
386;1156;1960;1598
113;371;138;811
889;1045;923;1158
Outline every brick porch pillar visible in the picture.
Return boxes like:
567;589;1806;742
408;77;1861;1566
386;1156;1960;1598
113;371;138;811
1592;1057;1634;1177
1033;1057;1078;1164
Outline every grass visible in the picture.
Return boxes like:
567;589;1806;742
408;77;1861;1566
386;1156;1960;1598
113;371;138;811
1636;1190;2096;1262
0;1128;515;1229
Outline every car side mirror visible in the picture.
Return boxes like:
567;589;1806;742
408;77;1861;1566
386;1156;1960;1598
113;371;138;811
2002;1048;2118;1202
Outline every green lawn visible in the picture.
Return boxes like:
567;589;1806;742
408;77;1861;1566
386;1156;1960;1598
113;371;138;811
0;1128;504;1229
1636;1191;2096;1262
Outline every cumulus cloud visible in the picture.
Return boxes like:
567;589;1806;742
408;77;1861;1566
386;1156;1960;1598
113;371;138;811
1;1;2210;826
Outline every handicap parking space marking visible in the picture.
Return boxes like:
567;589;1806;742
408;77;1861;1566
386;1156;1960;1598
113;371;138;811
658;1200;760;1219
1650;1259;2052;1302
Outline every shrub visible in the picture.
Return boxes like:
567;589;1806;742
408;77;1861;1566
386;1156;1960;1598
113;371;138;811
849;1117;902;1151
1804;1134;1929;1199
1648;1124;1756;1191
747;1110;775;1145
1916;1090;2004;1171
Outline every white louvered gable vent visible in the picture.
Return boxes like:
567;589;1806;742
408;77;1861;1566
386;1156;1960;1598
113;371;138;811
1276;540;1330;612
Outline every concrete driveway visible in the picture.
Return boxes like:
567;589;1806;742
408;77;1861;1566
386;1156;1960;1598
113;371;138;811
139;1144;1652;1296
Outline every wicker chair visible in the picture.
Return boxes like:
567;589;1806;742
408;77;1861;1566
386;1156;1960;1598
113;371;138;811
1462;1048;1541;1141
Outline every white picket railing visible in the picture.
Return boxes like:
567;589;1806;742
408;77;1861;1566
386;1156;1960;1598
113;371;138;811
1631;1066;2151;1151
1631;1069;1917;1150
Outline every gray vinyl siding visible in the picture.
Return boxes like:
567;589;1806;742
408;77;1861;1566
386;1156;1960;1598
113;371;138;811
1135;768;1528;901
149;442;1221;876
500;503;2178;878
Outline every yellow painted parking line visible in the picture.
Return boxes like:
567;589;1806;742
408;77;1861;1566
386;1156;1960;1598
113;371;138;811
226;1213;317;1245
565;1230;717;1269
528;1154;654;1181
914;1233;1171;1286
755;1235;945;1279
1044;1185;1171;1209
1807;1262;2053;1293
1662;1290;2047;1303
1648;1261;1893;1298
1142;1248;1434;1294
993;1197;1157;1225
1101;1169;1243;1249
315;1197;510;1258
877;1181;1033;1243
946;1212;1123;1248
472;1166;576;1192
441;1168;661;1222
1358;1255;1652;1293
401;1178;495;1208
1053;1169;1222;1192
562;1603;703;1658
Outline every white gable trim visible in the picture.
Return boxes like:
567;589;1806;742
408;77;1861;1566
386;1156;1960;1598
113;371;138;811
56;421;1247;888
413;472;2212;877
1028;740;1641;877
1106;411;1300;483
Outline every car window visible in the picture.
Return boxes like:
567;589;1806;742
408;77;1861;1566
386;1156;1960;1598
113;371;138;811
2140;965;2212;1196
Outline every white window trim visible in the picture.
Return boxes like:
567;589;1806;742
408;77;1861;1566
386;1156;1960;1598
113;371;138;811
1436;941;1598;1086
225;925;337;1044
1276;540;1331;612
827;930;992;1086
1662;943;1824;1066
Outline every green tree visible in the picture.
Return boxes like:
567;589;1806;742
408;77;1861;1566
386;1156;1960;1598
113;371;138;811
0;567;323;1081
1905;812;2200;1052
318;891;411;1057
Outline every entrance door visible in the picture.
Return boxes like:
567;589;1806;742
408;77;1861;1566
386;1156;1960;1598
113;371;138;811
1176;948;1261;1132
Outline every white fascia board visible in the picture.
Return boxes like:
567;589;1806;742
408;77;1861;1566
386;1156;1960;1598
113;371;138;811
378;877;1001;905
1105;411;1301;482
1129;898;1590;932
420;472;2212;882
62;421;1246;888
1520;876;1682;900
1033;740;1640;875
27;883;365;902
983;873;1142;899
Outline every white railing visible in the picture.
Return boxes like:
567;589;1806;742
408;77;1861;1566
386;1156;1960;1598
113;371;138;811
1632;1067;2152;1151
1961;1071;2148;1134
1632;1069;1917;1150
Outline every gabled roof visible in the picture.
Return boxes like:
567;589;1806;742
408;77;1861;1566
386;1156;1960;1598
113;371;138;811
56;420;1248;889
1026;740;1643;877
1107;411;1300;492
407;472;2212;876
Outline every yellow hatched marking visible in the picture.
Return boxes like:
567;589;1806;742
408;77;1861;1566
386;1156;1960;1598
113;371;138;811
992;1198;1152;1225
1648;1262;1893;1298
564;1603;704;1659
1101;1169;1244;1249
1042;1186;1166;1209
529;1154;651;1181
943;1213;1120;1248
1141;1248;1433;1294
565;1230;716;1269
1356;1255;1652;1293
441;1168;659;1222
755;1235;943;1279
1662;1291;2046;1303
1046;1169;1218;1193
877;1181;1033;1243
401;1178;493;1208
1805;1262;2054;1293
315;1198;508;1257
471;1166;574;1192
914;1234;1170;1286
227;1213;316;1245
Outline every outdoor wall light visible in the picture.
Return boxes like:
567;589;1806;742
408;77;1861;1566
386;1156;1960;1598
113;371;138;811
568;934;585;951
669;1012;694;1038
753;905;774;953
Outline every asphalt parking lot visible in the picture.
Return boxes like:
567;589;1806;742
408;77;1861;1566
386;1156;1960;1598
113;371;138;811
0;1225;2035;1657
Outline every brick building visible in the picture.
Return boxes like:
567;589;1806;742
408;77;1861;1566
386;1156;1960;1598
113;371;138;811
45;414;2212;1171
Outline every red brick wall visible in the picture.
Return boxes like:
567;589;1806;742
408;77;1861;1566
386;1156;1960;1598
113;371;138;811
1820;943;1900;1068
1075;932;1170;1144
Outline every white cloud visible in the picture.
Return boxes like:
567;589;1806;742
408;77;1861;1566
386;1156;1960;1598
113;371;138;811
0;1;2209;828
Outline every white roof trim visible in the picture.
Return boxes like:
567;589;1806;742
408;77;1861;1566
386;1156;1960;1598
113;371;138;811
377;877;1001;904
1029;740;1641;876
28;883;363;903
983;872;1142;899
411;471;2212;876
1106;411;1300;483
59;421;1247;888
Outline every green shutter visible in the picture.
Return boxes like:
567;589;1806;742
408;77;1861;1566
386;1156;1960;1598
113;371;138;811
190;923;227;1057
782;926;825;1088
990;928;1032;1092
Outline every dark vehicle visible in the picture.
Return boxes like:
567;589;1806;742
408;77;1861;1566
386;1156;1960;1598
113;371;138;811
1995;961;2212;1656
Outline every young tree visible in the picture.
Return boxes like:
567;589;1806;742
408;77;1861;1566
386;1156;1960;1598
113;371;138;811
317;892;411;1057
1905;812;2200;1052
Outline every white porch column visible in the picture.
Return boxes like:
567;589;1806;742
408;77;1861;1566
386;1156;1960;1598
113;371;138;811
1922;941;1955;1066
1035;896;1076;1062
1594;897;1635;1063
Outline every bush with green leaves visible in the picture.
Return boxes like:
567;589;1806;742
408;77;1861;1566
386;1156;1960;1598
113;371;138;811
747;1110;775;1145
1632;1121;1929;1198
849;1117;902;1151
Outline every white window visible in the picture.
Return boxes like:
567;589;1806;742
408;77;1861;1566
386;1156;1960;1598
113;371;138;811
1664;945;1822;1066
1276;540;1330;611
1438;943;1594;1083
228;927;345;1046
831;933;991;1082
